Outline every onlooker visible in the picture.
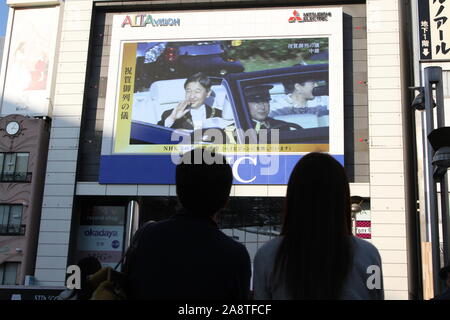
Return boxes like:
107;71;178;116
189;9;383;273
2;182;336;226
432;264;450;300
126;149;251;299
56;256;102;300
253;152;384;299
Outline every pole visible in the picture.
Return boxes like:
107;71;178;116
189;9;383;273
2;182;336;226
423;66;442;295
433;70;450;269
123;200;140;269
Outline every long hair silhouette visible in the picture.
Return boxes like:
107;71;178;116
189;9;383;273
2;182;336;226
274;152;353;299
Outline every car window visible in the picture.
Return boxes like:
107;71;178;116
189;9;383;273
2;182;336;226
240;79;329;130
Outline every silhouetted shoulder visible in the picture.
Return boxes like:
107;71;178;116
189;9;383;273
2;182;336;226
351;236;382;263
254;237;282;263
217;230;251;260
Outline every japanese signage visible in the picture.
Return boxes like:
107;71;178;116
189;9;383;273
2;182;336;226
419;0;450;60
76;206;126;268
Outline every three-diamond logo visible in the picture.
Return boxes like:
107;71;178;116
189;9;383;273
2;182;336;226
288;10;303;23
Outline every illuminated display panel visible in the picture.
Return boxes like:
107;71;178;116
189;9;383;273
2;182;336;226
100;7;344;184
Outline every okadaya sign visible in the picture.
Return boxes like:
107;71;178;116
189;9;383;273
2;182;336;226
100;7;344;184
77;226;124;268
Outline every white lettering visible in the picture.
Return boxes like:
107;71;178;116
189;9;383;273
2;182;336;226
366;265;382;290
178;304;212;317
66;265;81;290
233;157;257;183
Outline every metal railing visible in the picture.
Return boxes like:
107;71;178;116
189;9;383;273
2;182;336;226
0;224;26;236
0;172;32;183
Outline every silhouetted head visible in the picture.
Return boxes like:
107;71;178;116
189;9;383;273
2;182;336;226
176;149;232;217
78;256;102;277
283;152;351;236
76;256;102;300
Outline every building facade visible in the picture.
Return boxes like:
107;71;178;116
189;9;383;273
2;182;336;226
1;0;445;300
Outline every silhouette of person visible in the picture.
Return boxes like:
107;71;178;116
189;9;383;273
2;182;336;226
432;264;450;300
253;152;384;299
56;256;102;300
126;149;251;299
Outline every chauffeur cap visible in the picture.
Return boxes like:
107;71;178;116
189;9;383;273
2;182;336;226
244;85;273;103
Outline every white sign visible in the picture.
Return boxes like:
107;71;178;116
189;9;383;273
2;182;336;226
0;7;59;116
77;225;124;252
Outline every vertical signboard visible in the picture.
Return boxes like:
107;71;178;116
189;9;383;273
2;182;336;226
0;7;59;116
76;206;126;268
355;204;372;239
419;0;450;60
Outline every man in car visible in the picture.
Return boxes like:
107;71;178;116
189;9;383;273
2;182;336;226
157;72;222;130
223;85;301;144
246;84;300;133
269;78;327;117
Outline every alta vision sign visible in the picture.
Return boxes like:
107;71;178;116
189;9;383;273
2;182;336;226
121;14;181;28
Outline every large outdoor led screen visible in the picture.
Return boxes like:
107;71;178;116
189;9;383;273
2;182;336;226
100;7;344;184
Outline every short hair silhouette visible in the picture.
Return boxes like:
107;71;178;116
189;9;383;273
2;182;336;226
275;152;353;299
176;149;232;217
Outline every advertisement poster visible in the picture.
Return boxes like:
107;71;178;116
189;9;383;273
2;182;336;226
0;7;59;116
100;7;344;184
76;206;126;268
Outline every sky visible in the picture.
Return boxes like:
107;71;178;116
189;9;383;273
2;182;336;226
1;1;9;37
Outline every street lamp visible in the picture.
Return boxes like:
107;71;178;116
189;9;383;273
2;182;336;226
413;66;450;297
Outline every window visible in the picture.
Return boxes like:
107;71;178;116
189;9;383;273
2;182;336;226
0;205;25;235
0;263;19;285
0;153;30;182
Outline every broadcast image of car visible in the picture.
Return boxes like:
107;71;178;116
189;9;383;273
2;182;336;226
130;63;329;146
134;41;245;91
101;19;342;184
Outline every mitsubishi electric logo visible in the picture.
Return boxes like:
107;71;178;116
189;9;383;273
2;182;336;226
288;10;303;23
288;10;332;23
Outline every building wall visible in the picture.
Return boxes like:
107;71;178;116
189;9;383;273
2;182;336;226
31;0;410;299
0;114;50;285
366;0;408;300
33;0;92;286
